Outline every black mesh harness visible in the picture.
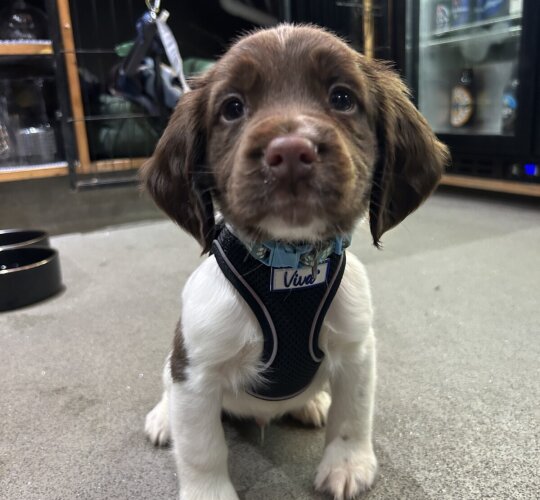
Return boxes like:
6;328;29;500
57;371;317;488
212;226;346;401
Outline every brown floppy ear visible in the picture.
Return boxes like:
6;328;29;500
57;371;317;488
366;60;450;247
140;81;215;253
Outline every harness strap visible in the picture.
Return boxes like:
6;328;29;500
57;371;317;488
212;227;346;401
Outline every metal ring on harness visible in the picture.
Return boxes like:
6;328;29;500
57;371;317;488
145;0;161;18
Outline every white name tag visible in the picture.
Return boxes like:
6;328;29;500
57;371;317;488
271;261;329;291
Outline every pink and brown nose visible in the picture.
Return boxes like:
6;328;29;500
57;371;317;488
264;136;317;184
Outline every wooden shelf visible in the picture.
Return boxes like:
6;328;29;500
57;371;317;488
440;174;540;197
0;157;147;182
89;157;147;173
0;41;53;56
0;162;69;182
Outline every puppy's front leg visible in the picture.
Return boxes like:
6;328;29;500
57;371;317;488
315;333;377;499
170;382;238;500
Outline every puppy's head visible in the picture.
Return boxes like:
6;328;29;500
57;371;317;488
141;25;449;252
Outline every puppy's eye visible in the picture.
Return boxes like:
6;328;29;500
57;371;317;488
329;87;356;112
221;97;245;121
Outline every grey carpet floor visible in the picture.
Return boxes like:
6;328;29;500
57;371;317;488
1;190;538;500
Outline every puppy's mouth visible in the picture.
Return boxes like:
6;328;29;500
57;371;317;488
256;213;329;242
268;186;317;221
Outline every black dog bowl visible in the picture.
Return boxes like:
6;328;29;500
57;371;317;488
0;247;62;312
0;229;50;251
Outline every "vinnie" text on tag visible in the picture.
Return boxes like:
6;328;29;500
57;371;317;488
271;261;329;291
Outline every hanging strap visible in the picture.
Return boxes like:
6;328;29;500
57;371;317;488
156;11;190;92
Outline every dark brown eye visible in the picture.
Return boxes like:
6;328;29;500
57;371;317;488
329;87;356;112
221;97;245;121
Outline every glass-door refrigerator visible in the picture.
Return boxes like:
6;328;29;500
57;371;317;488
399;0;540;190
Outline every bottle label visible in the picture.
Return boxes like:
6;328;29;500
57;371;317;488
451;0;471;26
473;0;484;20
435;4;451;30
502;93;517;131
502;94;517;111
483;0;508;18
450;86;474;127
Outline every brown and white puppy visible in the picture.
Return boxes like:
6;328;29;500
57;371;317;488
142;24;448;500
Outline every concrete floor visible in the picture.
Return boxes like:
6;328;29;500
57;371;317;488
0;189;539;500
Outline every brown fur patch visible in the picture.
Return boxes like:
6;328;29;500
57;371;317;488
170;321;188;382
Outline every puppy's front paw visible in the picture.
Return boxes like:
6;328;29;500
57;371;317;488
144;397;170;447
315;438;377;499
290;391;331;428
